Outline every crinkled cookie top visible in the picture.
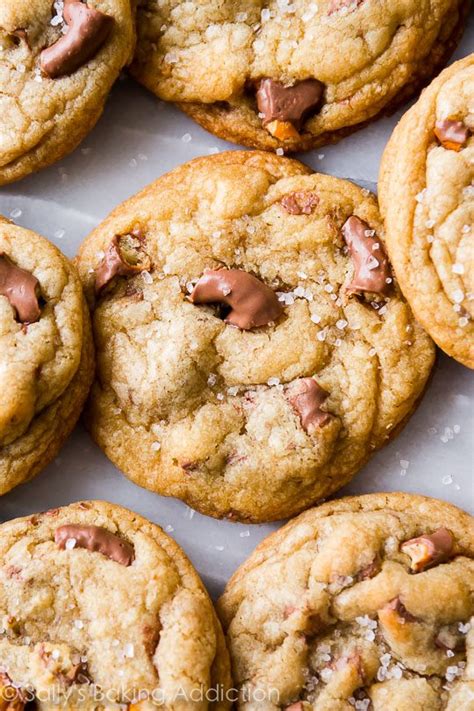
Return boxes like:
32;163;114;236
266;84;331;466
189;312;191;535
380;54;473;368
76;152;435;522
218;493;474;710
0;0;134;184
0;501;231;709
131;0;467;149
0;217;84;448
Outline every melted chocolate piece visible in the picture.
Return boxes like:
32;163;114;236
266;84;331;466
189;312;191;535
280;191;319;215
287;377;331;432
95;233;150;293
256;78;324;128
384;597;418;622
342;216;391;295
0;253;41;323
434;119;470;151
190;269;283;330
40;1;114;79
55;524;135;566
400;528;454;573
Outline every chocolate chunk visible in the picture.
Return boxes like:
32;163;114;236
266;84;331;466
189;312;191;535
434;119;470;151
40;1;114;79
400;528;454;573
95;232;150;294
55;524;135;566
384;597;418;622
12;28;29;47
0;253;41;323
287;377;331;432
342;216;391;295
356;558;380;581
190;269;283;330
281;191;319;215
256;78;324;128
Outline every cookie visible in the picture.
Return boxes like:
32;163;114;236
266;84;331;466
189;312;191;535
130;0;470;152
218;492;474;709
75;151;435;523
0;0;135;185
0;216;94;495
0;500;232;708
379;55;474;369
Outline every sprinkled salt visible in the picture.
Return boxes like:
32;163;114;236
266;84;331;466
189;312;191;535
311;314;321;324
267;377;280;386
276;148;285;156
452;263;465;274
181;133;192;143
65;538;77;550
123;643;134;658
453;289;464;303
142;271;153;284
336;319;348;330
442;474;453;485
151;441;161;452
9;208;21;219
74;620;84;630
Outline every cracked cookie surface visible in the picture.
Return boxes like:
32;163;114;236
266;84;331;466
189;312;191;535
130;0;469;152
0;500;232;709
379;54;474;369
0;216;94;495
0;0;135;185
218;492;474;710
76;152;434;523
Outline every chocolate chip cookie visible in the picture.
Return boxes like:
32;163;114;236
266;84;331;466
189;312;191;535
75;151;435;523
0;500;232;708
218;493;474;709
379;55;474;369
130;0;470;152
0;0;135;185
0;216;94;495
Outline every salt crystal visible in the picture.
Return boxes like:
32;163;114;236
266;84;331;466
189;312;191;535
151;442;161;452
267;377;280;386
181;133;192;143
336;319;348;330
311;314;321;324
123;643;134;658
276;148;284;156
74;620;84;630
452;263;465;274
65;538;77;550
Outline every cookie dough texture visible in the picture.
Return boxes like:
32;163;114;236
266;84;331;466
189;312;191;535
76;152;435;522
130;0;469;152
0;500;232;709
0;217;94;495
0;0;135;185
379;55;474;369
218;493;474;709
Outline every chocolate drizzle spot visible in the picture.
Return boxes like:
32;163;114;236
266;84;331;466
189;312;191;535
287;377;331;433
256;78;324;128
55;524;135;566
342;216;391;295
40;0;114;78
0;253;41;323
190;268;283;330
280;191;319;215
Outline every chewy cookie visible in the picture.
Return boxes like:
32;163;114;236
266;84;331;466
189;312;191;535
0;500;232;708
0;216;94;495
0;0;135;185
379;55;474;369
218;493;474;709
76;151;435;523
130;0;470;152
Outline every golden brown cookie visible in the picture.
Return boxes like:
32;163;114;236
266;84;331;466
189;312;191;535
130;0;470;152
75;151;435;523
218;493;474;709
0;216;94;495
0;500;232;708
0;0;135;185
379;54;474;369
